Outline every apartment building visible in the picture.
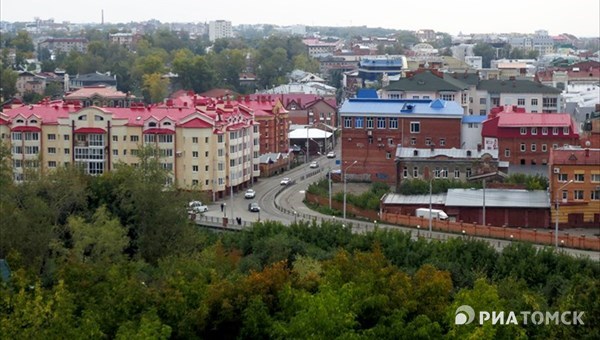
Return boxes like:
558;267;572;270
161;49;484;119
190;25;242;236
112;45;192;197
209;20;233;42
481;106;579;166
473;79;562;114
338;98;464;184
238;95;289;154
0;94;260;201
38;37;88;54
15;71;46;98
549;147;600;228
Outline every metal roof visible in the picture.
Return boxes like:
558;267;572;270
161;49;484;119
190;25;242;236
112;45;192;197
289;127;333;139
445;189;550;208
339;98;464;117
462;115;488;123
382;193;447;205
395;147;499;159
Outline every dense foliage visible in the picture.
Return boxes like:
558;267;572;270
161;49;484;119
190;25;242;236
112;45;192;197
1;150;598;338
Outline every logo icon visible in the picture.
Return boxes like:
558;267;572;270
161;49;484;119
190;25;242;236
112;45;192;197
455;305;475;325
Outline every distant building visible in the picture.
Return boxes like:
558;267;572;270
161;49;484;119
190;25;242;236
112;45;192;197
549;146;600;228
69;72;117;90
15;71;46;98
481;106;579;166
302;38;339;58
38;37;88;55
209;20;233;42
358;55;407;85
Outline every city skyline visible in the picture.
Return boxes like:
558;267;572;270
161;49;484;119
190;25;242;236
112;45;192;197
1;0;599;38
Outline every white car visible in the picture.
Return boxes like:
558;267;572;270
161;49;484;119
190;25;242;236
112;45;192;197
188;201;208;213
244;189;256;199
326;151;336;158
309;161;319;168
280;177;291;185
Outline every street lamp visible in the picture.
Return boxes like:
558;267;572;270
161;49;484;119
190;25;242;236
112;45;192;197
294;211;297;224
555;179;573;248
343;160;358;219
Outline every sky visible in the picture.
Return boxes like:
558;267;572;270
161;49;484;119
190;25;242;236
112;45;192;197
1;0;599;37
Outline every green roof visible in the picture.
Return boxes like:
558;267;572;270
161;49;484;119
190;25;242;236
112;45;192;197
384;70;467;92
443;72;480;86
477;79;561;94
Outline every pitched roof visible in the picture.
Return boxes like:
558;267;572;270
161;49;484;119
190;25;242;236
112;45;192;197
477;79;561;94
551;147;600;165
384;70;467;92
445;189;550;208
497;113;573;127
339;98;464;117
395;147;498;159
65;86;131;99
443;72;480;86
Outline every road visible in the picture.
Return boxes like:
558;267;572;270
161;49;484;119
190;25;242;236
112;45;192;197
202;154;599;261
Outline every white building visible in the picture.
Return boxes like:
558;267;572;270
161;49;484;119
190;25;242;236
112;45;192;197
209;20;233;42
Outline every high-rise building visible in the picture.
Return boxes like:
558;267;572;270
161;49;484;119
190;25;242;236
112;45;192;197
209;20;233;42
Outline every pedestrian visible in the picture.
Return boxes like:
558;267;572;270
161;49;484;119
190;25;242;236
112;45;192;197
220;203;224;212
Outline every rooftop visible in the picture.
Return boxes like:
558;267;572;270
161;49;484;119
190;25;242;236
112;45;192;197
339;98;464;117
445;189;550;208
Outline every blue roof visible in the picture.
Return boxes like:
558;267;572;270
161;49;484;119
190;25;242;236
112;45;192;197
339;98;464;117
462;115;488;123
356;89;378;99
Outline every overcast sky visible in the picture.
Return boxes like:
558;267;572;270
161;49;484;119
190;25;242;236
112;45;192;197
2;0;599;37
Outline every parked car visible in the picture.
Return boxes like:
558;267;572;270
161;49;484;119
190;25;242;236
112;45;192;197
309;161;319;168
244;189;256;199
188;201;208;214
326;151;336;158
248;202;260;212
280;177;292;185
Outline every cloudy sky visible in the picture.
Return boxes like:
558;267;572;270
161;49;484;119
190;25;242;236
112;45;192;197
2;0;599;37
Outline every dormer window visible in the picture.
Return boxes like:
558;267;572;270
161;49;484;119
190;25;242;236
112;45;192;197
148;122;157;127
29;119;38;124
95;115;104;121
16;119;24;123
163;122;172;126
78;115;87;121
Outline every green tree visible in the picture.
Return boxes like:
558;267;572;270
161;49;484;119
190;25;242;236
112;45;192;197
473;43;497;68
1;67;18;98
142;72;169;103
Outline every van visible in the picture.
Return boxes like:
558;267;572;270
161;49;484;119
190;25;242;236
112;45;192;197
415;208;448;220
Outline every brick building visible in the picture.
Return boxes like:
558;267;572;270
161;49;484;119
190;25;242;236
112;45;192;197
339;98;464;184
481;106;579;166
549;147;600;228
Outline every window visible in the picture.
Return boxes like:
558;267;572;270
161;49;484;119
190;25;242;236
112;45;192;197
440;94;454;101
205;137;209;143
192;180;199;186
479;98;487;105
425;138;431;146
24;132;39;140
563;127;569;134
158;135;173;143
466;168;472;178
25;146;39;154
531;98;538;106
123;135;127;141
131;149;138;156
48;134;56;140
518;98;525;106
410;137;416;145
574;190;584;200
553;144;558;149
403;167;408;177
520;143;526;152
205;165;209;171
386;152;392;159
454;168;460;178
542;144;547;152
205;151;209;157
355;117;364;128
558;173;568;182
112;135;118;142
64;134;70;140
389;118;398;129
543;97;557;107
479;110;487;115
439;138;445;146
505;148;510;157
410;122;420;133
366;117;374;129
413;167;419;177
112;149;118;156
388;138;394;145
591;190;600;200
48;147;56;154
192;151;199;158
192;165;199;172
531;143;536;152
574;173;584;182
531;127;537;135
520;127;527;135
377;118;386;129
11;132;22;140
344;117;352;128
412;96;419;99
562;190;568;200
192;137;198;143
48;161;57;168
552;127;559;135
542;127;548;135
591;174;600;183
64;148;70;154
78;115;87;121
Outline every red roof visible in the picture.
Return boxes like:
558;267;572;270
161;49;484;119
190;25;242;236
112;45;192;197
551;148;600;165
11;126;41;132
143;128;175;135
497;113;573;128
74;127;106;134
180;117;213;128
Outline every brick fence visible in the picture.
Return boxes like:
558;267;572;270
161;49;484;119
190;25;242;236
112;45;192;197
305;192;600;251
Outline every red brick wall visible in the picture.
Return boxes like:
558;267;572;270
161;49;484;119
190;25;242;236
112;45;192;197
499;136;579;165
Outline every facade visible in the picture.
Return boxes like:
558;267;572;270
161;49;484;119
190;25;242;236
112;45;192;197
473;79;562;114
69;72;117;90
549;147;600;228
461;115;487;149
339;98;464;184
481;106;579;166
208;20;233;42
395;146;500;192
15;71;46;98
251;94;338;127
38;37;88;54
258;153;290;177
357;55;407;84
108;33;140;50
302;38;339;58
0;94;260;201
238;95;290;155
